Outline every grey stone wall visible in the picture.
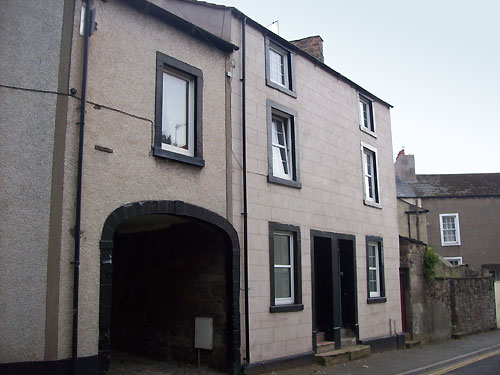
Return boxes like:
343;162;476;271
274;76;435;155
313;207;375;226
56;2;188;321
450;277;496;334
400;237;496;343
111;221;228;370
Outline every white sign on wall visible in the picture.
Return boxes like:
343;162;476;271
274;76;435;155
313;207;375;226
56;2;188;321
195;317;213;350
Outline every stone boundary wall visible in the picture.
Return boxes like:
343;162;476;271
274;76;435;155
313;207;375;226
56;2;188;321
400;237;496;342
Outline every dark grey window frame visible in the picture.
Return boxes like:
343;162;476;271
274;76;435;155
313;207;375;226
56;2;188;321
365;236;386;304
266;100;302;189
154;51;204;167
269;222;303;313
265;36;297;98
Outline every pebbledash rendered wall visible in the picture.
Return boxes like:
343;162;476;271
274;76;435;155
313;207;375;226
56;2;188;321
0;0;73;363
0;0;230;367
227;16;402;363
58;0;230;360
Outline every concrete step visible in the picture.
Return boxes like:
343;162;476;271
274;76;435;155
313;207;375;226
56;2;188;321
315;345;371;366
316;340;335;354
316;332;325;342
405;339;421;349
341;336;357;347
340;327;355;337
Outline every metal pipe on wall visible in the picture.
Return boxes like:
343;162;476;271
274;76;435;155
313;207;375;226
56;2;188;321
72;1;93;373
240;15;251;375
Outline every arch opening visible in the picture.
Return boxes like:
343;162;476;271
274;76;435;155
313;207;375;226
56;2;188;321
99;201;240;374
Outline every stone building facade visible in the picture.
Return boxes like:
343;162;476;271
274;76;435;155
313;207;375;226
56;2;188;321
0;0;402;374
395;151;500;278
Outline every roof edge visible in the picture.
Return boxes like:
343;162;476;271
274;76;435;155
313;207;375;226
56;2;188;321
230;9;392;108
121;0;239;53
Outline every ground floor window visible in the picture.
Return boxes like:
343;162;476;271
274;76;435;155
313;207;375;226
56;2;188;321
366;236;386;303
269;222;303;312
444;256;463;266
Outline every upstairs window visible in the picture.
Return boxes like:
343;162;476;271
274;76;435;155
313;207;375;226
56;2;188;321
271;114;292;179
439;213;461;246
269;45;289;88
265;37;296;97
154;52;204;166
267;100;301;188
361;143;380;206
161;69;194;155
358;94;376;135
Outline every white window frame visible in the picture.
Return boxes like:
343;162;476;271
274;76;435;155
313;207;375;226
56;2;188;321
161;69;195;157
358;93;376;135
367;242;381;298
361;142;381;207
444;256;463;266
271;113;293;180
439;213;461;246
273;231;295;306
269;45;289;88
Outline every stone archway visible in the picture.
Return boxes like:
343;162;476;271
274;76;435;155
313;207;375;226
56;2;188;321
98;200;241;374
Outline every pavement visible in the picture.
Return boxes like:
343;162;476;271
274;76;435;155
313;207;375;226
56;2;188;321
107;330;500;375
267;329;500;375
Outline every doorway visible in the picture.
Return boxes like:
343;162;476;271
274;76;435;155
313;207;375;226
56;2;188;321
339;239;357;335
311;231;358;349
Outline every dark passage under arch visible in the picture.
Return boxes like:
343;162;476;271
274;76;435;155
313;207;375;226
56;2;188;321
98;200;241;374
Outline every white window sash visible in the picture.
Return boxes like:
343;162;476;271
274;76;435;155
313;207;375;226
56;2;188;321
358;95;375;133
269;46;289;88
161;70;195;156
368;242;380;298
274;232;294;305
439;214;461;246
363;150;375;201
272;115;293;180
444;257;463;266
361;143;380;205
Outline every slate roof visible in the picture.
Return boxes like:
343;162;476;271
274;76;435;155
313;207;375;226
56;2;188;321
396;173;500;198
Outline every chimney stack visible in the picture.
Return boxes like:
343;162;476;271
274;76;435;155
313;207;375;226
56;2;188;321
291;35;324;62
395;150;417;182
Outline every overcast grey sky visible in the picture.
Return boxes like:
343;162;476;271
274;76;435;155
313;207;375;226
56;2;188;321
215;0;500;174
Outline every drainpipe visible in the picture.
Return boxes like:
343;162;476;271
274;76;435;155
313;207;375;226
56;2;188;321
72;1;93;374
407;211;411;239
240;15;250;375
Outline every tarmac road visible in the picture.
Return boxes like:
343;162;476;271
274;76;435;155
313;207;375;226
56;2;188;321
426;349;500;375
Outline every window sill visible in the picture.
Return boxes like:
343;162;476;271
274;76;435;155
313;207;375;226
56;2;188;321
359;125;377;138
441;243;461;247
270;304;304;313
268;175;302;189
367;297;387;304
153;147;205;167
266;79;297;98
363;199;382;209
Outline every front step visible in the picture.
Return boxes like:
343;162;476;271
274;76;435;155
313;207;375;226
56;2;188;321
315;345;371;366
341;336;357;347
317;340;335;354
405;339;421;349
